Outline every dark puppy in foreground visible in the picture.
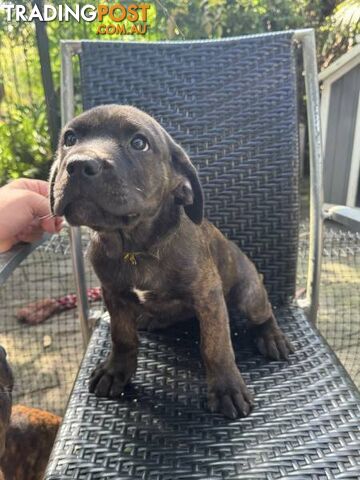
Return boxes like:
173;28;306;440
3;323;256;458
50;105;293;419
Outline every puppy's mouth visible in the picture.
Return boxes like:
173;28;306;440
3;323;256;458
61;200;140;230
118;213;140;226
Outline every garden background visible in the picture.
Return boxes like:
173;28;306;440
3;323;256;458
0;0;359;185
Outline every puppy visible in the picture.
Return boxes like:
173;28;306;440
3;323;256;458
0;347;12;480
50;105;293;419
0;347;61;480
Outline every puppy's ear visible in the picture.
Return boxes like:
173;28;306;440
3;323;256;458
169;139;204;225
49;157;59;216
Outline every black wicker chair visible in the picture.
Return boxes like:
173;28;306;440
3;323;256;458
43;31;360;479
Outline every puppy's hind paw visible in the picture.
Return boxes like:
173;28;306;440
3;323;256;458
253;317;294;361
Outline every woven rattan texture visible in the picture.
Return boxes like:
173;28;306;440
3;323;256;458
79;33;299;305
45;307;360;480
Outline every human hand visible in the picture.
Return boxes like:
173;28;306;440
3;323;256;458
0;179;63;253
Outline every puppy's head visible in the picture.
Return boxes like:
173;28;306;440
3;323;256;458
50;105;203;231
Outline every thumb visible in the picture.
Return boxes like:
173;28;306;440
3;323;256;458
28;191;51;218
28;192;58;234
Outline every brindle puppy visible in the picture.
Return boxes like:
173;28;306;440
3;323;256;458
1;405;60;480
50;105;293;419
0;346;61;480
0;347;12;480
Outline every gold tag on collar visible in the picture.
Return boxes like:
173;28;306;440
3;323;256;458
123;252;137;265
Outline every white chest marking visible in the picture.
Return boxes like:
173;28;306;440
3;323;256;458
132;288;150;304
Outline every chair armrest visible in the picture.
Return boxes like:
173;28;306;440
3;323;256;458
324;204;360;232
0;234;51;286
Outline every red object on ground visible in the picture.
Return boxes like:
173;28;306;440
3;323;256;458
16;287;102;325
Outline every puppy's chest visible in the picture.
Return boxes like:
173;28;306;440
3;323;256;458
119;261;161;304
94;252;185;306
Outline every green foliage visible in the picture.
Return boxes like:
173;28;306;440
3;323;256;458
0;8;52;184
319;0;360;66
0;102;51;183
0;0;358;184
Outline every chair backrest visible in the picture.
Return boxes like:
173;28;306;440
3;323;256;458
79;32;299;306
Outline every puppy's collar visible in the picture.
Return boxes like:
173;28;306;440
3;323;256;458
122;250;160;265
123;252;138;265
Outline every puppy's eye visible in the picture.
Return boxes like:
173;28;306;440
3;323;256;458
130;135;149;152
64;130;77;148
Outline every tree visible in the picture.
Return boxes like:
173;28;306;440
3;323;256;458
32;0;60;152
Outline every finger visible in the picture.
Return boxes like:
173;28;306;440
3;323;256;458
0;238;16;253
40;216;58;234
17;219;40;234
55;217;64;232
16;230;44;244
26;193;55;231
7;179;49;198
21;192;58;234
16;224;43;241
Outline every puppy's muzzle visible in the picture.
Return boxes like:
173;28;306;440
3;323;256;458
66;156;102;178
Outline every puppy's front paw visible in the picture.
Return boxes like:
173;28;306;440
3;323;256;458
89;353;136;398
253;316;294;360
207;368;254;419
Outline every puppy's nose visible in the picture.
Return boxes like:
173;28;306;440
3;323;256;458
66;158;101;178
